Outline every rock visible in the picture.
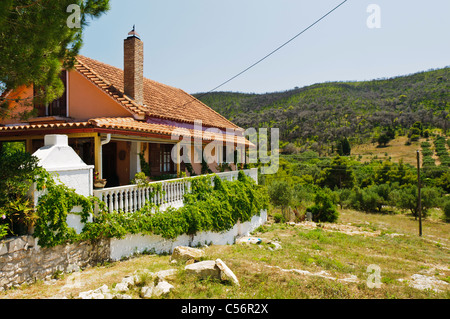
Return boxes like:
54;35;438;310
141;280;174;298
141;283;155;299
78;285;111;299
185;260;221;280
113;275;138;293
267;241;282;251
171;246;205;263
185;259;195;265
121;275;138;286
113;282;129;293
153;281;174;297
215;259;239;286
236;236;262;245
114;294;132;299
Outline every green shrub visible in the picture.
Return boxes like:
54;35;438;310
442;199;450;221
273;213;285;223
0;149;42;237
307;190;339;223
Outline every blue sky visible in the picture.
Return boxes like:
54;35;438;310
80;0;450;94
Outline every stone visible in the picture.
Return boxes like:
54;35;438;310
121;275;138;286
141;284;155;299
236;237;262;245
78;284;112;299
113;282;129;293
185;260;221;280
215;259;239;286
114;294;132;299
171;246;204;263
153;281;174;297
7;237;28;253
267;241;282;251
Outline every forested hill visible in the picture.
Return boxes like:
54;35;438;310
194;67;450;152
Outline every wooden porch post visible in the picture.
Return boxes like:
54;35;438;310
94;134;102;178
176;142;181;176
25;138;33;154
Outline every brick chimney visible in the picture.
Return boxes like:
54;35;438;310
124;26;144;105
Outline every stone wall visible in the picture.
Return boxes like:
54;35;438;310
0;236;110;291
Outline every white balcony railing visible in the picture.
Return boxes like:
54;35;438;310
93;168;258;214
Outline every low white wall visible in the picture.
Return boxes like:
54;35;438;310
110;209;267;261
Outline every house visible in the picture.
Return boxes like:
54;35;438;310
0;28;252;187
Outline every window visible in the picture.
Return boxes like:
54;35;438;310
160;145;172;173
33;70;67;117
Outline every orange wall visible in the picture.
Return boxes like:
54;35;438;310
68;70;132;121
0;86;34;125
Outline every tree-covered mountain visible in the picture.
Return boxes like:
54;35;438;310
195;67;450;154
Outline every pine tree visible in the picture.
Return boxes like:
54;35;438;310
0;0;110;116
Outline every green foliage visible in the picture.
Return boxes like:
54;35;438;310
336;138;351;156
267;180;293;209
33;171;98;247
318;156;355;189
442;198;450;221
196;68;450;152
0;149;42;237
307;190;339;223
0;0;110;117
82;172;268;240
139;153;151;177
201;157;213;175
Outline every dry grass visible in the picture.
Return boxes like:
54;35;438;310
1;209;449;299
352;136;423;166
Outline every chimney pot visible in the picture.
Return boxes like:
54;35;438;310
124;27;144;105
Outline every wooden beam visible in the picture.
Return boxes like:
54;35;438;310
94;133;102;178
176;142;181;177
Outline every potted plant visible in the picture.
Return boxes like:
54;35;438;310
93;171;107;189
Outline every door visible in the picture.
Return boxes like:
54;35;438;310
102;142;119;187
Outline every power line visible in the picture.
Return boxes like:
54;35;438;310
188;0;349;105
204;0;349;95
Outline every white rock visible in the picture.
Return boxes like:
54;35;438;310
215;259;239;286
95;284;110;294
236;236;262;245
171;246;205;263
141;284;154;299
114;294;133;299
121;275;137;286
113;282;129;293
153;281;174;297
185;260;221;280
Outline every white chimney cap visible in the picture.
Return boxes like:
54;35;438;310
44;134;68;147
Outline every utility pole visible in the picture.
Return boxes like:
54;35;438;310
416;150;422;237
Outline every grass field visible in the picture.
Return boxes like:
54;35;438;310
2;208;448;300
352;136;423;166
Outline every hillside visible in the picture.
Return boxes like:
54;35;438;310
195;67;450;154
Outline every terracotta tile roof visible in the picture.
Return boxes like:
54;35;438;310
0;117;253;147
90;117;252;146
0;121;90;131
75;56;240;130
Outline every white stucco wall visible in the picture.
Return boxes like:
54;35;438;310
32;135;94;233
109;209;267;261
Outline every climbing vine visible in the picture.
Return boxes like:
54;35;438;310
30;170;268;247
33;170;99;248
82;171;269;241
